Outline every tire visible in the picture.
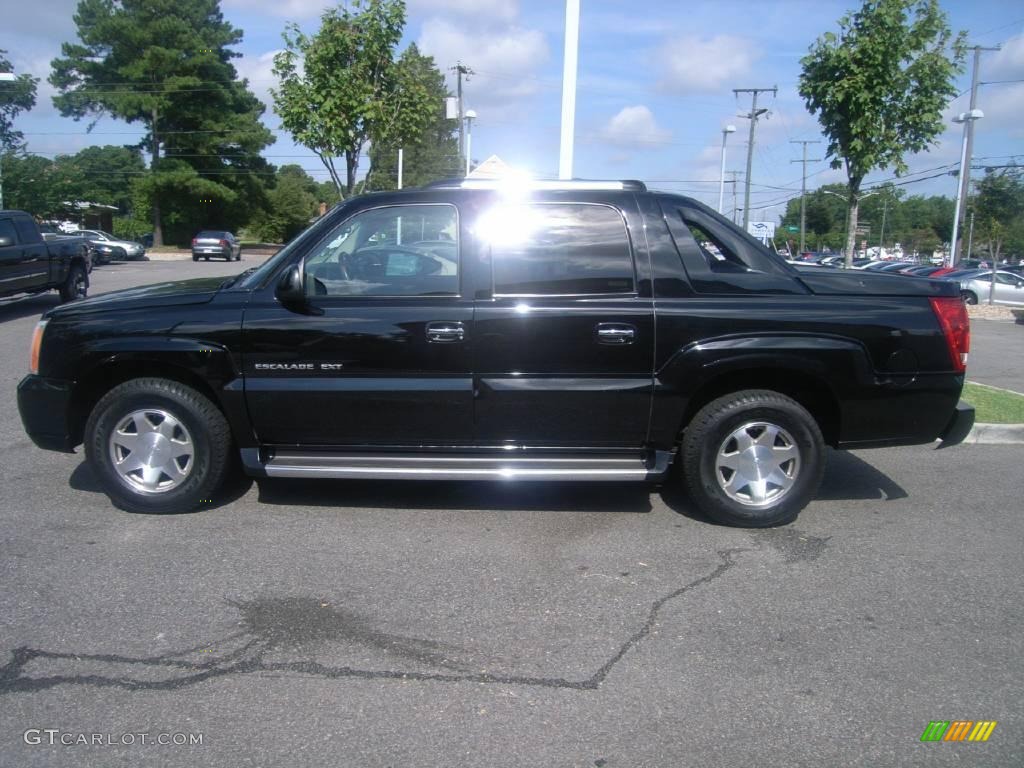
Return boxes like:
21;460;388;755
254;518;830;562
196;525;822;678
59;263;88;302
84;378;232;514
680;389;825;527
204;255;210;261
192;255;199;262
961;290;978;305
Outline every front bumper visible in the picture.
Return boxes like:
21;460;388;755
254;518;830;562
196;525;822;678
937;400;976;449
17;375;77;453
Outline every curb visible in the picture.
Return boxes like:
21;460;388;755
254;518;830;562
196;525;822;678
964;422;1024;445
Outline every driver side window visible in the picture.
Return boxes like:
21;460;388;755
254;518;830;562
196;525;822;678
303;204;459;297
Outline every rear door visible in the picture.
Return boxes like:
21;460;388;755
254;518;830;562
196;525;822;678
470;193;655;447
12;215;50;289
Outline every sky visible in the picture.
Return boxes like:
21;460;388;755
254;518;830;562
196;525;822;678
2;0;1023;223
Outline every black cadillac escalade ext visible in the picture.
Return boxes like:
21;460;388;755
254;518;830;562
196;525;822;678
17;180;974;526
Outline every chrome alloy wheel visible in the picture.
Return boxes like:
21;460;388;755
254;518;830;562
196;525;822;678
108;409;195;494
715;421;800;508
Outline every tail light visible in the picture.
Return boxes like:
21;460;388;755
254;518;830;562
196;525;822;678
191;238;197;246
220;239;229;248
29;320;48;374
929;296;970;373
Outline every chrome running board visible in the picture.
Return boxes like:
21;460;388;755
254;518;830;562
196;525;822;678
260;450;671;482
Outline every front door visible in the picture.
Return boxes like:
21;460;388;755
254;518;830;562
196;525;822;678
471;197;655;447
243;202;475;446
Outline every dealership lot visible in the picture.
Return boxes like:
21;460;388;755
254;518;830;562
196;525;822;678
0;261;1021;767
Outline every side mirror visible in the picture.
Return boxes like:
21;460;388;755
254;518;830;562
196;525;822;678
0;236;13;247
275;264;305;304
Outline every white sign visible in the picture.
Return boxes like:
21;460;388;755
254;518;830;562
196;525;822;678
747;221;776;243
444;97;459;120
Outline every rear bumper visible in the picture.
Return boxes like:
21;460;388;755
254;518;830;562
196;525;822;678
17;375;77;453
937;400;976;449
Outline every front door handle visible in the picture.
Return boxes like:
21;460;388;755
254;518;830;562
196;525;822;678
596;323;636;345
426;321;466;343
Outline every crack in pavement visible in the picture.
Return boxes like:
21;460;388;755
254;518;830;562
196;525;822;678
0;548;749;694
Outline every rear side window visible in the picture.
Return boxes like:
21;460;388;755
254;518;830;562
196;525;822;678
678;217;755;273
13;216;38;244
479;203;635;296
0;219;17;244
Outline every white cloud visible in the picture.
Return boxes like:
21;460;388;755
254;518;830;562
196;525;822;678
222;0;332;20
600;105;671;148
659;35;760;93
407;0;518;23
985;34;1024;80
417;18;548;113
234;49;283;109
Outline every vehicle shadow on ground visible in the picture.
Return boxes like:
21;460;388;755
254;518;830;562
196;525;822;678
660;448;908;525
255;477;656;515
0;294;59;323
68;461;255;514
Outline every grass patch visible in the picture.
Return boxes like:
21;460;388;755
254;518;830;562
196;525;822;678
963;382;1024;424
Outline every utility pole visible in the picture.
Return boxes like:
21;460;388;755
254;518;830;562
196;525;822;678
966;210;975;260
878;198;888;257
558;0;581;180
789;140;821;254
954;44;1000;264
734;86;776;231
451;62;473;161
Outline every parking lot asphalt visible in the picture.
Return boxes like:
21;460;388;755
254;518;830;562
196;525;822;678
0;261;1021;767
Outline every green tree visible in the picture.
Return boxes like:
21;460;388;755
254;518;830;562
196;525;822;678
973;168;1024;302
0;153;63;215
364;44;460;191
252;164;319;243
799;0;965;267
50;0;273;246
272;0;412;197
0;49;38;152
59;145;146;213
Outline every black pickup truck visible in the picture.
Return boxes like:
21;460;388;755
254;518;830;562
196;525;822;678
0;210;91;302
16;180;973;526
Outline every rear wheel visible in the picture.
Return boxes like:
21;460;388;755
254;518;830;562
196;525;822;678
680;390;825;527
961;290;978;305
85;378;232;514
59;263;88;302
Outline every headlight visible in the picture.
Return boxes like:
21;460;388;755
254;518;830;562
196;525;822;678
29;320;48;375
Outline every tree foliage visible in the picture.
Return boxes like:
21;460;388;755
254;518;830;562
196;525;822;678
973;168;1024;264
0;49;38;152
799;0;965;266
50;0;273;245
365;44;460;191
250;164;320;244
272;0;439;197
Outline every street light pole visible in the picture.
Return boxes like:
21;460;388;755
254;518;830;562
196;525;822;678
950;109;984;267
558;0;580;180
718;125;736;214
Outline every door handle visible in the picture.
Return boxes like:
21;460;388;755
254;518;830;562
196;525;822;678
596;323;636;345
426;321;466;343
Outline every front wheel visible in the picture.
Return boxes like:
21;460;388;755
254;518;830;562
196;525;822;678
59;263;88;302
680;390;825;527
961;290;978;305
85;378;232;513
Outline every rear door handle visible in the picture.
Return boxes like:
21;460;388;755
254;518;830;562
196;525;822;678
426;321;466;343
595;323;636;345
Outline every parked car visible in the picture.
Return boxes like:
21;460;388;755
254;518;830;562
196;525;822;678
0;210;91;302
959;271;1024;306
192;231;241;261
900;265;944;277
75;229;146;263
17;179;973;528
873;262;918;273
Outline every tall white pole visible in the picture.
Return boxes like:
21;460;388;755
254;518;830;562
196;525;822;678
949;122;970;268
558;0;580;180
718;128;734;213
465;128;472;176
397;148;404;190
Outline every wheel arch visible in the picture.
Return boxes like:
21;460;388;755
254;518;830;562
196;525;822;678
68;353;248;449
